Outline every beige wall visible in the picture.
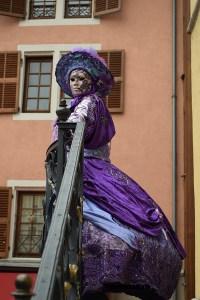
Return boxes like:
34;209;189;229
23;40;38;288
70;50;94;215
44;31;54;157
191;0;200;297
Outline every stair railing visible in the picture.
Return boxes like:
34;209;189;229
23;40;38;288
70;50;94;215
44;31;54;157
29;106;85;300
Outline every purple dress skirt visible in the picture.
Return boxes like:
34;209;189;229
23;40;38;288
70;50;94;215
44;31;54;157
82;159;182;300
54;94;185;300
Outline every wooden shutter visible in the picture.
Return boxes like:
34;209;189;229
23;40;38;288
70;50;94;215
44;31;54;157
0;187;12;258
0;0;26;18
0;51;20;113
98;50;124;113
94;0;121;17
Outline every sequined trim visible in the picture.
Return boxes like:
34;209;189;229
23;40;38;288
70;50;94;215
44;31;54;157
107;165;130;185
84;144;111;162
82;221;182;300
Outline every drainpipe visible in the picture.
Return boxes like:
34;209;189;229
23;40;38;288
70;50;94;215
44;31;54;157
172;0;176;233
172;0;177;298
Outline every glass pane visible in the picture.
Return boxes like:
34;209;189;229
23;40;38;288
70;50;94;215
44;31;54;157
41;62;51;73
40;74;51;85
16;236;31;253
35;214;43;223
29;62;40;73
39;87;50;98
31;236;41;253
39;99;49;110
66;0;91;17
29;74;39;85
27;99;38;110
28;86;38;98
34;195;43;208
33;224;43;235
22;195;33;208
21;210;32;223
19;223;32;234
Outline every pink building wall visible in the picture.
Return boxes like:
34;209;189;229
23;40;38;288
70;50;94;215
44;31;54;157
0;0;185;233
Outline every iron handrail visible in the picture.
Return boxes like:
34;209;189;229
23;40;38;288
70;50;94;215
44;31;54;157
31;121;85;300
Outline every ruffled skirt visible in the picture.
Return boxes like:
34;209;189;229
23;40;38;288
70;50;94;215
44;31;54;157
82;157;184;299
82;221;182;300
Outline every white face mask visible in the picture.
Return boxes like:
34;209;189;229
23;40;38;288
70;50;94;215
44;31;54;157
69;69;92;97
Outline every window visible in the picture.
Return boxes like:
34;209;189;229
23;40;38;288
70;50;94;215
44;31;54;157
65;0;92;18
29;0;56;19
14;191;44;258
23;57;53;113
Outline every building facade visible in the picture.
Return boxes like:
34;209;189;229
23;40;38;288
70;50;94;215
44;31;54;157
188;0;200;298
0;0;193;299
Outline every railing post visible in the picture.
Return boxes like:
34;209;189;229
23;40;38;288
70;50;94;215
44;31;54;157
56;100;71;195
12;274;34;300
33;110;85;300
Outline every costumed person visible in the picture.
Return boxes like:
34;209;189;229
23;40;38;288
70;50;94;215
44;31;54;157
53;48;186;300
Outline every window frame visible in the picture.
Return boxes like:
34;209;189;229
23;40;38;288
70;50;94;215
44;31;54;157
22;55;53;113
64;0;92;19
29;0;57;20
13;190;45;258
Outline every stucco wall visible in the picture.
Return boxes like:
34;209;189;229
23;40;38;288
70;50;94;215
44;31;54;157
191;0;200;297
0;0;174;218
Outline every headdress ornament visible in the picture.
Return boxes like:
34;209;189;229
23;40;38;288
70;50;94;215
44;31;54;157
55;48;114;97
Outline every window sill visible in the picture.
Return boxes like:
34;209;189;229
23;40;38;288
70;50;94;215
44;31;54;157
19;17;100;27
0;258;40;271
13;111;56;121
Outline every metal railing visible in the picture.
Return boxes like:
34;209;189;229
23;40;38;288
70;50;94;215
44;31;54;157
29;0;56;19
12;106;85;300
64;0;92;18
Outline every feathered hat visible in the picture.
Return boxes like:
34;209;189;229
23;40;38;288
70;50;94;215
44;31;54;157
55;48;114;97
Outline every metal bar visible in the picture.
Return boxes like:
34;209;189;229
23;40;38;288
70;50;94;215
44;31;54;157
56;122;66;195
187;0;200;33
172;0;177;232
32;122;85;300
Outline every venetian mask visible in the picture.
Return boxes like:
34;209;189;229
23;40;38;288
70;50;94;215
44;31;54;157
69;69;92;97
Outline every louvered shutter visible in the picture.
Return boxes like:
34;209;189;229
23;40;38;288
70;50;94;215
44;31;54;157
0;51;20;113
0;0;26;18
0;187;12;258
94;0;121;17
98;50;124;112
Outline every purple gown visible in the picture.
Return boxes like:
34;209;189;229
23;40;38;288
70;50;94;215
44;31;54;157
61;94;185;300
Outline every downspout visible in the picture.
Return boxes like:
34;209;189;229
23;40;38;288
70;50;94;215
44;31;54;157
172;1;178;299
172;0;177;232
